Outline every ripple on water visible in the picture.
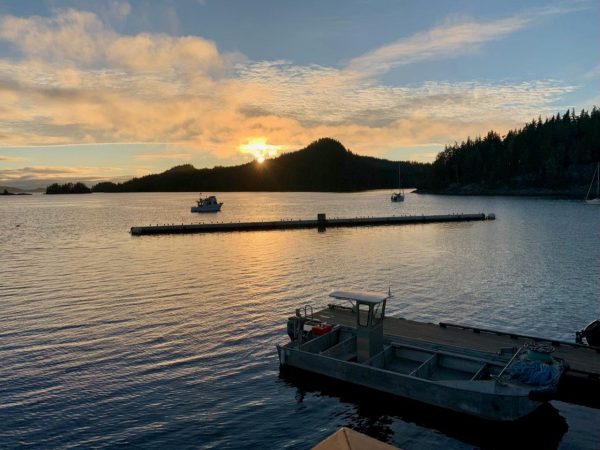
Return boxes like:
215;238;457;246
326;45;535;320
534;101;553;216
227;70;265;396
0;192;599;449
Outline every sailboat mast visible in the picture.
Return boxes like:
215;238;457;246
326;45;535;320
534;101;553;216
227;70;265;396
596;161;600;198
586;162;600;201
597;162;599;198
398;164;402;193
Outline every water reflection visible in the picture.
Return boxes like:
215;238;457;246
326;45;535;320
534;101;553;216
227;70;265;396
280;367;568;449
2;192;598;449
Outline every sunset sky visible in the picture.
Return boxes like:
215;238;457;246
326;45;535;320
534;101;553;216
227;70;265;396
0;0;598;188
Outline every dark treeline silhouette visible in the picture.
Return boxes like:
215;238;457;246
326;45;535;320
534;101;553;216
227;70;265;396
92;110;600;195
431;108;600;191
46;182;92;194
93;138;430;192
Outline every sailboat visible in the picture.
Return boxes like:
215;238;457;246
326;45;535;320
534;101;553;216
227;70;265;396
585;162;600;204
390;164;404;202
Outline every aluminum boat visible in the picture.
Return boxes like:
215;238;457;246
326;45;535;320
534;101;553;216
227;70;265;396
277;290;566;421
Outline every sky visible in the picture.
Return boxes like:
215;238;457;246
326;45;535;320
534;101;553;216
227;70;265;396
0;0;598;188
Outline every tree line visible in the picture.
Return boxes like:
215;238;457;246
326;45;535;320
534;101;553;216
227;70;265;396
52;108;600;194
46;182;92;194
431;108;600;189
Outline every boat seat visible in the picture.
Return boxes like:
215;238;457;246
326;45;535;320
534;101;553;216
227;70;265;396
319;336;356;361
409;354;438;378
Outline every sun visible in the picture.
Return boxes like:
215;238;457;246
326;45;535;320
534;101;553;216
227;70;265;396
238;138;282;163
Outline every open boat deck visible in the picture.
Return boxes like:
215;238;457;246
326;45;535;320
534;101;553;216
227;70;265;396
313;305;600;381
281;291;568;421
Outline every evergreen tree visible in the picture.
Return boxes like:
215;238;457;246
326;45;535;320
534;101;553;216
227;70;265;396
430;108;600;190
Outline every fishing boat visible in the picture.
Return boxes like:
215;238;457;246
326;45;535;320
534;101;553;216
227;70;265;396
191;194;223;213
585;162;600;204
391;164;404;202
277;290;566;421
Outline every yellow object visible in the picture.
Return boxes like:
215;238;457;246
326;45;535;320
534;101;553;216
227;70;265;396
312;427;399;450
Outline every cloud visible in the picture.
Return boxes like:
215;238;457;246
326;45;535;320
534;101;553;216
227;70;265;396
347;16;530;77
237;61;575;127
0;155;28;161
135;151;193;161
0;165;121;186
0;8;233;71
0;6;583;170
108;1;132;21
584;63;600;79
344;2;595;78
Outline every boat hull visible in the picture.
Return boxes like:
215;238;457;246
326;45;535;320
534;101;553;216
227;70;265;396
277;343;542;421
191;204;222;212
585;198;600;205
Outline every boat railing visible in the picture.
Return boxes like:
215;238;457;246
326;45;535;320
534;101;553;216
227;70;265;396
295;304;314;320
327;303;356;313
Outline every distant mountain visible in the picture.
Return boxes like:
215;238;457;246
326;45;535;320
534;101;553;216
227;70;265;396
93;138;431;192
0;186;44;194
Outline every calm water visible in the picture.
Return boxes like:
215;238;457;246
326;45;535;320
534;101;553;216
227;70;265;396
1;191;599;449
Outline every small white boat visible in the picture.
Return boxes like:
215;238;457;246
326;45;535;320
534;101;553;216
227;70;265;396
191;194;223;213
277;290;566;421
585;162;600;204
391;164;404;202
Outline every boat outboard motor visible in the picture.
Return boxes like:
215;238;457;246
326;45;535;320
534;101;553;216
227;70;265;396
287;316;306;342
576;320;600;347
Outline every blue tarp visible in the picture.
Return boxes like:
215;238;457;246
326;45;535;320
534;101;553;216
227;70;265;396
507;360;559;386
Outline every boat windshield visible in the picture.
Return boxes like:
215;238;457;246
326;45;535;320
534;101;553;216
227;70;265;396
373;302;384;324
358;303;370;327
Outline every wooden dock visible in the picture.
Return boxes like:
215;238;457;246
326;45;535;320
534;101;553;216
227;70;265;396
131;212;494;235
314;305;600;408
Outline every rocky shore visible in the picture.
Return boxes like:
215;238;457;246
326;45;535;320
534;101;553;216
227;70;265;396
415;183;587;198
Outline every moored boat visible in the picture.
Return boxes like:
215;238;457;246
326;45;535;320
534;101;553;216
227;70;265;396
585;162;600;204
191;194;223;213
277;290;566;421
391;164;404;202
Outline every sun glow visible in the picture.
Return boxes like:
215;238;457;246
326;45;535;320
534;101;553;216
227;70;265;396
238;138;282;163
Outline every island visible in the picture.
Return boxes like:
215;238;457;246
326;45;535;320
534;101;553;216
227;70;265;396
46;182;92;194
1;188;32;196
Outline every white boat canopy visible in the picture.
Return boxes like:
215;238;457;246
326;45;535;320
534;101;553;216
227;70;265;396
329;290;391;305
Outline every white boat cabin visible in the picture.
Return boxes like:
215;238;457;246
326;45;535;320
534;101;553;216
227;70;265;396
191;194;223;213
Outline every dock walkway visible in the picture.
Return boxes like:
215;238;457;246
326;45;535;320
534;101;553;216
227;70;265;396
313;305;600;407
131;212;493;235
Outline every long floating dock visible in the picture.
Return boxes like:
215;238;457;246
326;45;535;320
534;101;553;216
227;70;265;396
131;212;494;235
314;305;600;408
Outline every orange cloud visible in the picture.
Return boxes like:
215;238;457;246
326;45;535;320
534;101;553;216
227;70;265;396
0;7;578;166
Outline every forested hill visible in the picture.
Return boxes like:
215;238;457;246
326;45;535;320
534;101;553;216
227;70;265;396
429;108;600;193
93;110;599;195
93;138;429;192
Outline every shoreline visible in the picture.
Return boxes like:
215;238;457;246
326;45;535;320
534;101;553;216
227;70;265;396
414;186;587;199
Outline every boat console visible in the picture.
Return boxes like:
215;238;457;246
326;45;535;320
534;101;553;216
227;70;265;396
328;291;390;362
